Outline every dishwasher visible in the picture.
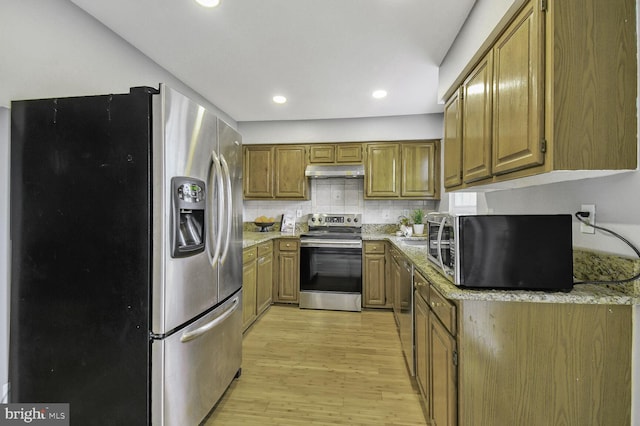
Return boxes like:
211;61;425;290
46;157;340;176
393;251;414;377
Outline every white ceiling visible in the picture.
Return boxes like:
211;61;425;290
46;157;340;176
69;0;475;122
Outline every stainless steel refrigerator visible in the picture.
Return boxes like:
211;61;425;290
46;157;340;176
9;84;243;425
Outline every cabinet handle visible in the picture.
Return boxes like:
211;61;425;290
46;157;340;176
431;301;441;308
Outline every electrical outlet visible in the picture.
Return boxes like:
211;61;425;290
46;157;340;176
296;209;302;218
580;204;596;234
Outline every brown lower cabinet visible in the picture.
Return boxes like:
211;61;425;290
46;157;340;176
414;270;457;426
414;268;633;426
242;246;258;331
242;241;273;332
256;241;273;314
273;238;300;303
362;241;390;308
457;300;632;425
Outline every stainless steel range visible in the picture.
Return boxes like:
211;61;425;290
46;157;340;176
299;213;362;312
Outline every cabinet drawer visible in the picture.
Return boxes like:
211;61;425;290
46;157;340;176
429;285;456;335
278;239;299;251
364;241;385;254
257;241;273;257
413;270;429;305
243;247;257;264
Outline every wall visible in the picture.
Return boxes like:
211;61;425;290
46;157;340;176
0;0;235;125
239;114;443;144
239;115;443;225
438;0;522;101
439;0;640;422
0;108;8;402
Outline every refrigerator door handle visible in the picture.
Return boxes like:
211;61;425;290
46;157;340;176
207;151;224;267
180;297;239;343
218;154;233;265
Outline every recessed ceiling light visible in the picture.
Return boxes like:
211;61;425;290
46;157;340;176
272;95;287;104
195;0;220;8
372;90;388;99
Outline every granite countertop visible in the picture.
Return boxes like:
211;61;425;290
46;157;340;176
364;233;640;305
242;231;299;248
242;230;640;305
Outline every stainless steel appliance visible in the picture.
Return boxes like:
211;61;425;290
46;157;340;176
390;247;414;375
426;213;574;291
398;257;414;376
9;84;243;425
305;164;365;178
300;213;363;311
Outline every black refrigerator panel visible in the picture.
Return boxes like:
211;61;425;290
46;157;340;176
9;90;153;424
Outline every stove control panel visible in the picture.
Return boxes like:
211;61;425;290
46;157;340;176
308;213;362;227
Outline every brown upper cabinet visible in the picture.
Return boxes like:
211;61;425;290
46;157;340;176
443;0;637;190
365;140;440;199
243;145;309;200
462;51;494;184
274;145;308;199
492;2;544;176
243;145;274;198
309;143;363;164
443;89;463;188
245;141;437;200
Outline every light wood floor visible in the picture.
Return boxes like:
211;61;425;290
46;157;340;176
204;305;426;425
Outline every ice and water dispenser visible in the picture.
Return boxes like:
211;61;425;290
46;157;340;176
171;177;206;258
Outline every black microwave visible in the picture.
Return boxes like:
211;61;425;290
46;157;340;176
426;213;574;291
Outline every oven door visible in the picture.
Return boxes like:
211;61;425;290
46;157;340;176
299;239;362;311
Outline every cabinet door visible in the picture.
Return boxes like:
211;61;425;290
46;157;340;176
275;240;300;303
401;141;439;198
242;257;257;331
462;52;494;183
443;90;463;188
274;145;308;199
277;252;299;302
415;292;430;412
309;145;335;163
365;143;400;198
492;1;544;175
363;254;386;307
430;312;457;426
243;146;274;198
256;251;273;315
336;144;363;163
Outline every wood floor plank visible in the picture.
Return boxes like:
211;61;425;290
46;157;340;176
204;305;426;425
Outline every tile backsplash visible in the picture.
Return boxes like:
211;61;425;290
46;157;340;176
243;178;438;224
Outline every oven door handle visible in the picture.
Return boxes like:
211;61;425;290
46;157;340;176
300;240;363;249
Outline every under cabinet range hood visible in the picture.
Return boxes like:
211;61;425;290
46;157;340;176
305;164;365;178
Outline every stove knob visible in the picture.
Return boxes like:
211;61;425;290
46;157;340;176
347;218;352;222
318;217;323;223
311;217;316;222
354;218;359;223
